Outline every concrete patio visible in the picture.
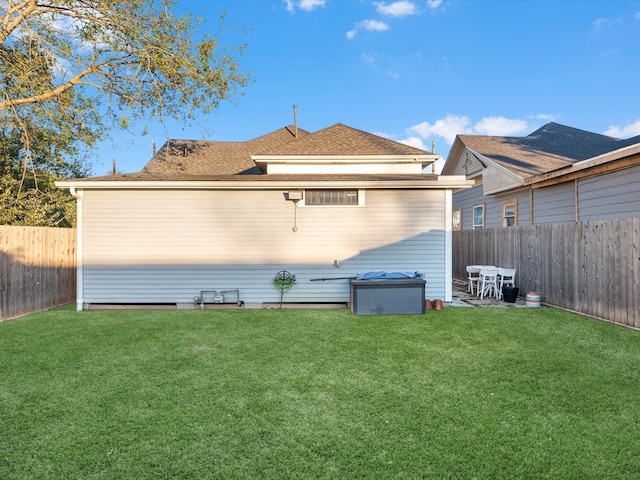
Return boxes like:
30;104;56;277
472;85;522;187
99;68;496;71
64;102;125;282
448;279;530;308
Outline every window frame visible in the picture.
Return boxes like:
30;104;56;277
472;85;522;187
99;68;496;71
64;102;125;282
300;189;365;207
472;203;485;230
501;198;517;227
452;207;462;231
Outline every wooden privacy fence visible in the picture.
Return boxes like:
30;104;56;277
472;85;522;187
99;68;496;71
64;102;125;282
0;226;76;320
453;219;640;329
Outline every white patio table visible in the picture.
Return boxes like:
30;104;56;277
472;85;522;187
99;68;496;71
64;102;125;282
467;266;510;299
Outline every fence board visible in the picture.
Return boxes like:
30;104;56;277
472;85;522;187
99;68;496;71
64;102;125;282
453;219;640;329
0;226;76;320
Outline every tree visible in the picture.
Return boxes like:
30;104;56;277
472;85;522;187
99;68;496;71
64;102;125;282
0;0;249;226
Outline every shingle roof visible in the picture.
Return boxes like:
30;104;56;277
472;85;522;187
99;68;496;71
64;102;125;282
138;123;431;179
254;123;431;157
458;122;640;178
142;126;310;176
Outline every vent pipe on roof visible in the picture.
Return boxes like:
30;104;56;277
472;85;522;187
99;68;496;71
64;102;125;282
293;104;298;138
152;141;156;156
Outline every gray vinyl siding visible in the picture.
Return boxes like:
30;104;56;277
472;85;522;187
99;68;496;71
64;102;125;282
80;188;448;305
578;164;640;220
495;190;530;227
453;185;530;229
453;184;485;230
530;182;575;224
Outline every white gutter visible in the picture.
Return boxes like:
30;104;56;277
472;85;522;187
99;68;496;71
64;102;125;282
251;154;440;161
56;176;474;190
69;186;84;311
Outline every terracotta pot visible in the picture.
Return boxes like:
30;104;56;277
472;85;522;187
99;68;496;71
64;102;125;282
425;299;433;311
433;299;444;311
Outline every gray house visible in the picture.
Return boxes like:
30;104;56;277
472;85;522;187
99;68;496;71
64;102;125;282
442;123;640;229
57;123;472;310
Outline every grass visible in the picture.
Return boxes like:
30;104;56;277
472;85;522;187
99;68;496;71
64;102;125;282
1;305;640;479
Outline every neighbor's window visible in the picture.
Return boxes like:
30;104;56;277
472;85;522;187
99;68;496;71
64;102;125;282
305;189;359;206
452;208;462;230
473;204;485;229
502;199;517;227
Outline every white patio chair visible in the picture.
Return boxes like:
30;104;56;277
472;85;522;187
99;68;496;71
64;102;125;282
466;266;481;295
499;268;516;294
479;267;499;299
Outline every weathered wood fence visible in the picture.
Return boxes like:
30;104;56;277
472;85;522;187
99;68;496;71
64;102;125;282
453;219;640;329
0;226;76;320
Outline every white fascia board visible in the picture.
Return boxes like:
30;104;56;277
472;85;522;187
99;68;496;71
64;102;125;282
56;178;474;190
251;154;440;161
252;154;440;168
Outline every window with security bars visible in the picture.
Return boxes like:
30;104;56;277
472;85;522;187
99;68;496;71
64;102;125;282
305;190;359;206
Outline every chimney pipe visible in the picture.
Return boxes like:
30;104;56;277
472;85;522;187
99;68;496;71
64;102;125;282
293;104;298;138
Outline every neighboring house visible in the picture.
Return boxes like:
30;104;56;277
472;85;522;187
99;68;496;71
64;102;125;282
442;122;640;230
57;123;472;310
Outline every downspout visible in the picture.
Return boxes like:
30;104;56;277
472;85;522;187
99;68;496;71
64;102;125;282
69;186;84;311
444;189;453;302
574;178;579;222
529;186;534;225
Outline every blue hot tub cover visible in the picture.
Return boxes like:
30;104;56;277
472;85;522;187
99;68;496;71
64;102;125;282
355;271;424;280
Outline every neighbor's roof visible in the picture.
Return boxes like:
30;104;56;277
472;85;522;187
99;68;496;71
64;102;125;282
450;122;640;178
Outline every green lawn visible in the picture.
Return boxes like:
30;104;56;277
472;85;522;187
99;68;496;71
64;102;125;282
1;305;640;479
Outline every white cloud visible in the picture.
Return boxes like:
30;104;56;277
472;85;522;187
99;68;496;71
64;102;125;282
361;52;376;64
375;1;417;17
426;0;442;9
361;19;390;31
346;19;389;39
407;114;532;146
399;136;428;150
284;0;325;13
604;119;640;138
473;116;529;136
299;0;326;11
532;113;559;122
409;114;472;144
592;16;613;29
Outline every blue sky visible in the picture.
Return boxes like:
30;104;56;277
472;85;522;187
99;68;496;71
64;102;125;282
96;0;640;175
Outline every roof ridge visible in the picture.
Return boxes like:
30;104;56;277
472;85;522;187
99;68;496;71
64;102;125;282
303;123;431;154
247;125;310;144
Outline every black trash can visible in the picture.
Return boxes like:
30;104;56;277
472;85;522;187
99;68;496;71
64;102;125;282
502;286;519;303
